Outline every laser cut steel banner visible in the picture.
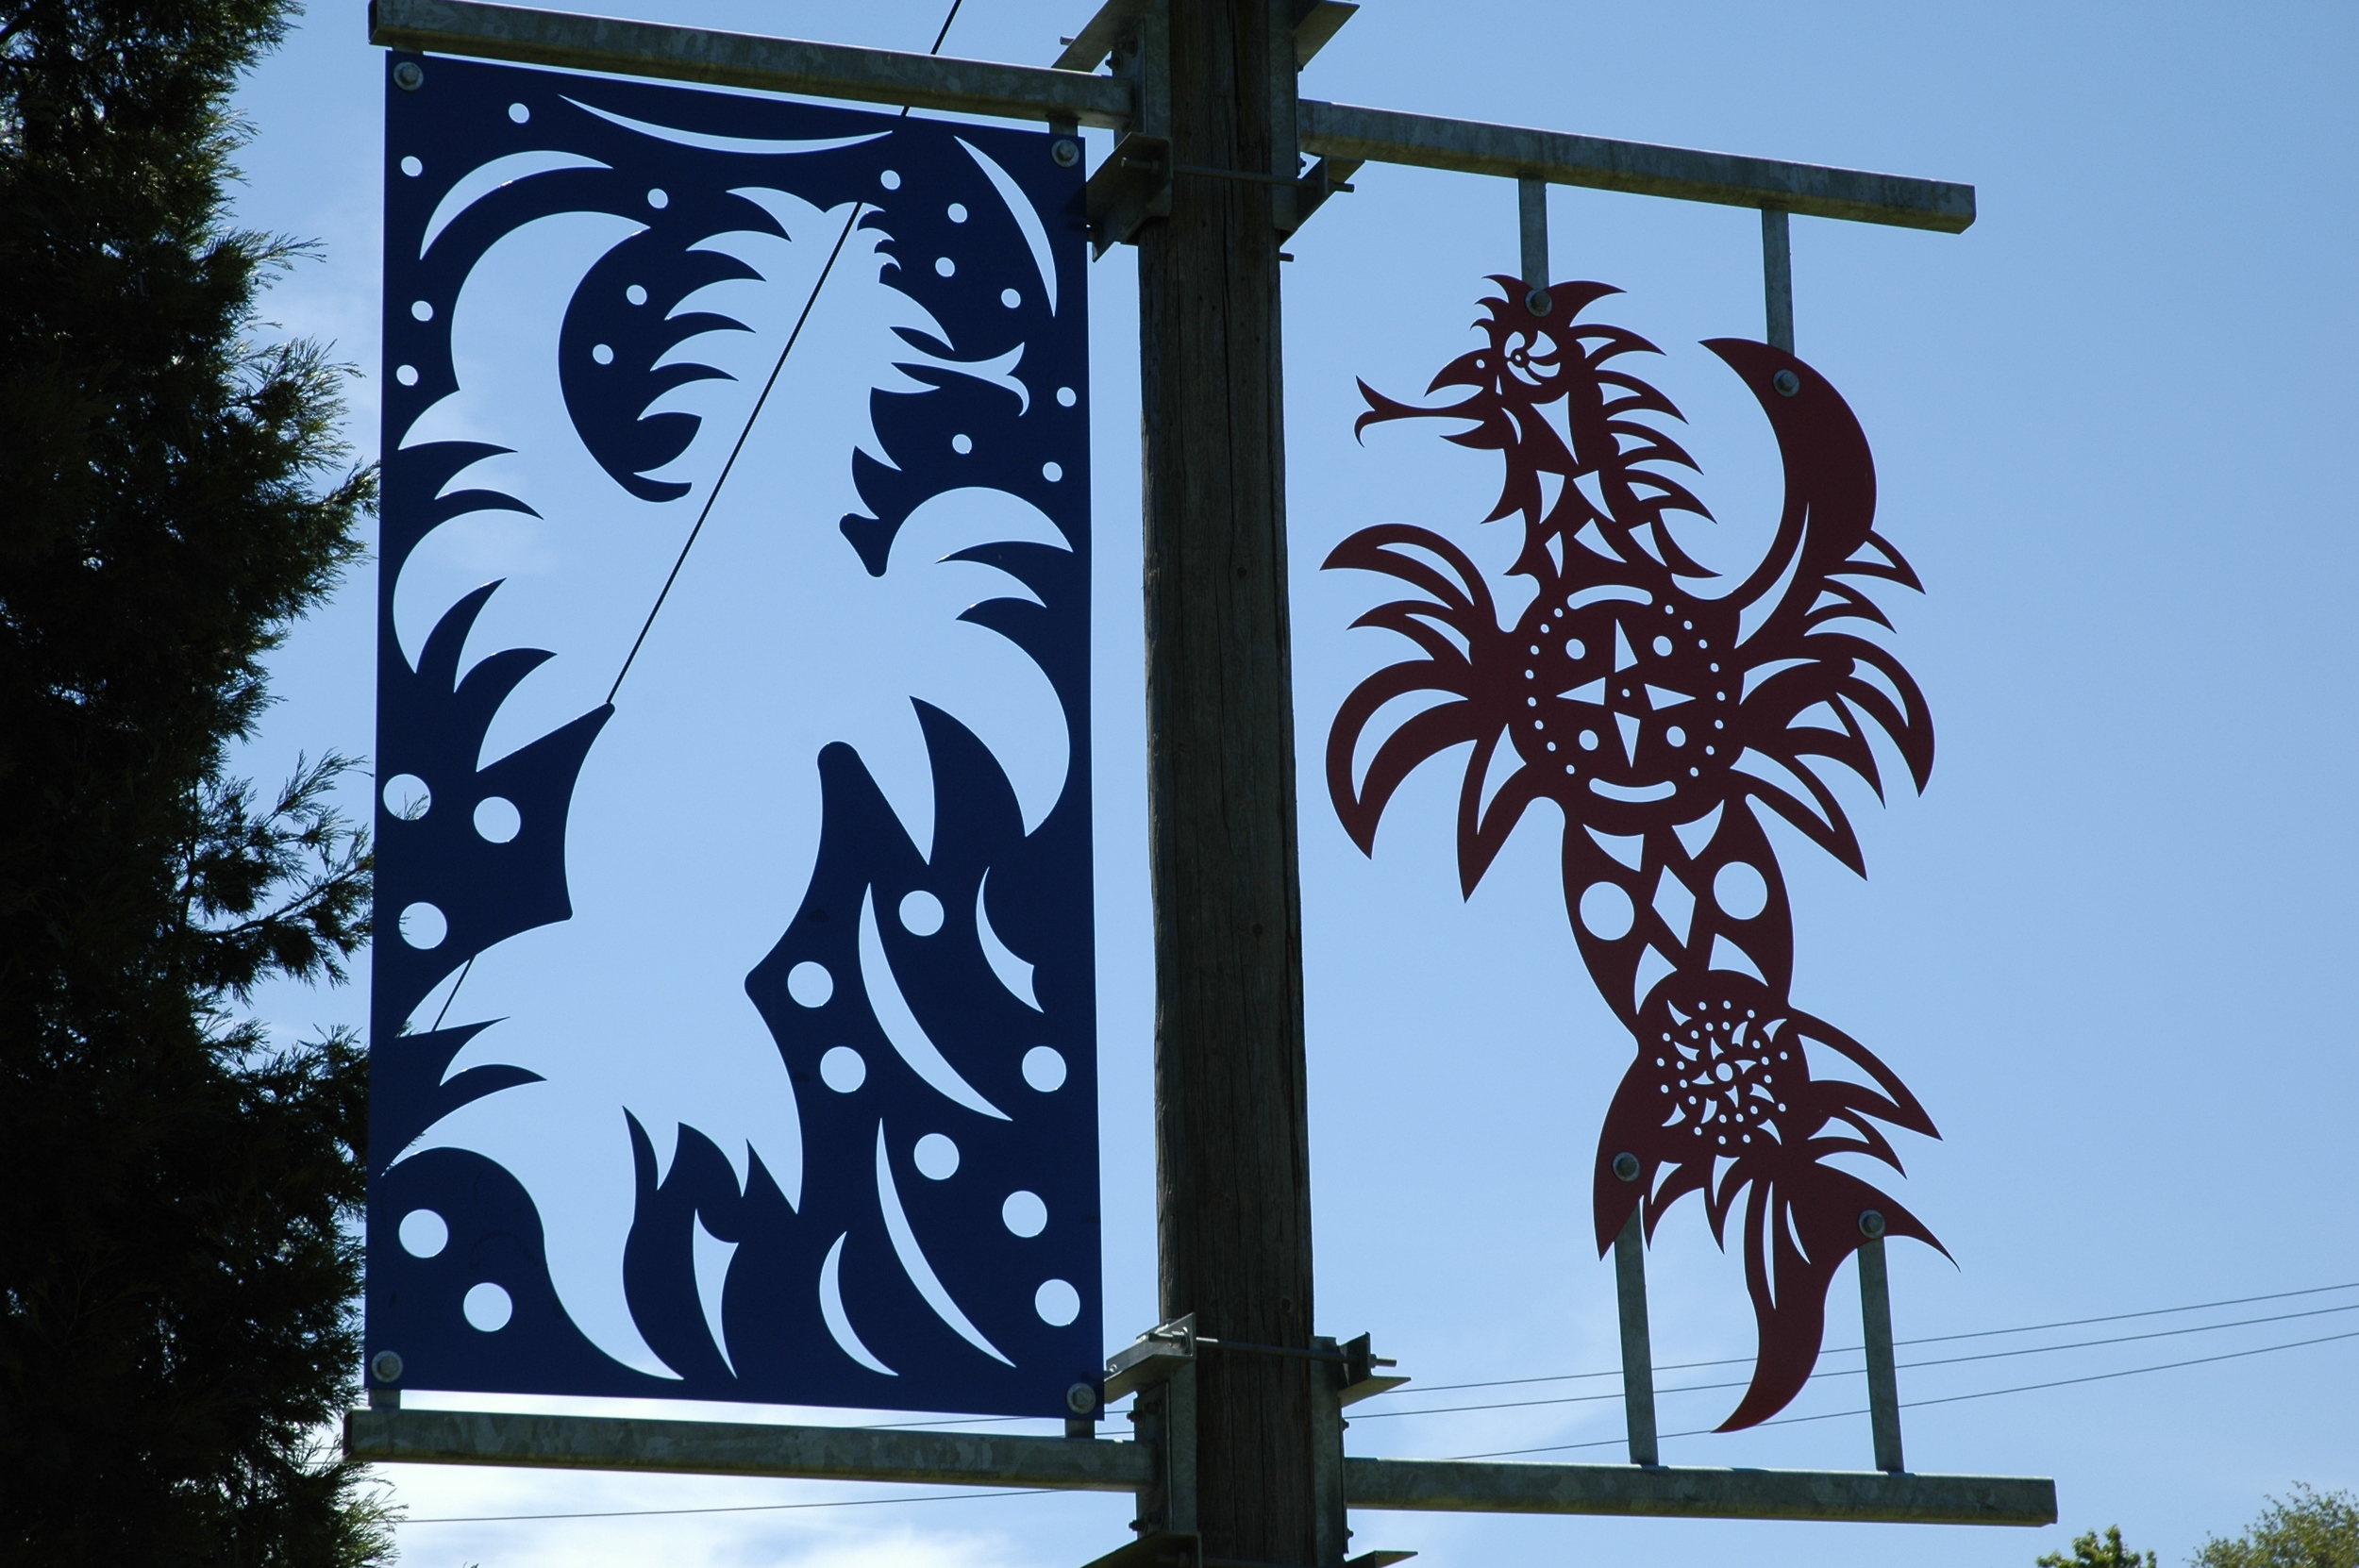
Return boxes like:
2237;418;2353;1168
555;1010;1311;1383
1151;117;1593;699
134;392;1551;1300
367;54;1097;1420
1327;279;1939;1429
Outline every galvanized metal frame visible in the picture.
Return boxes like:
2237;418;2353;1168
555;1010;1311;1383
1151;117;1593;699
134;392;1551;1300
367;0;1975;232
353;0;2033;1542
343;1401;2056;1526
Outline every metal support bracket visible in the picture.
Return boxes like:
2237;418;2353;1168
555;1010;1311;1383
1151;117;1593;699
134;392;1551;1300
1613;1209;1661;1467
1312;1334;1348;1567
1859;1226;1905;1474
1761;206;1795;351
1083;1532;1200;1568
1087;132;1172;256
1336;1332;1407;1406
1291;0;1358;68
1283;156;1361;237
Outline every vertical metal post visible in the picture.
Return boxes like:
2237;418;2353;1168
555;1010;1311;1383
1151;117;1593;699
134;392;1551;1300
1517;175;1550;309
1858;1218;1905;1473
1613;1209;1660;1466
1761;206;1794;352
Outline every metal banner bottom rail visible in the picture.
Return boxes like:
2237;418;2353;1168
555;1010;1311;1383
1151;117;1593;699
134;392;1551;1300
343;1407;2057;1527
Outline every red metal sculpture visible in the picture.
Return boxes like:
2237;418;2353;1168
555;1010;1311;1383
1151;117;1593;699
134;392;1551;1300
1327;278;1942;1430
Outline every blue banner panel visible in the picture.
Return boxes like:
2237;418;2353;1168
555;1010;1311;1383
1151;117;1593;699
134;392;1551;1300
366;54;1097;1420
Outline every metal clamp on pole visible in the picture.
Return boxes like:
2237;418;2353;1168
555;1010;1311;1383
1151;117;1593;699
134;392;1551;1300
1086;1317;1200;1568
1077;0;1168;256
1318;1334;1415;1567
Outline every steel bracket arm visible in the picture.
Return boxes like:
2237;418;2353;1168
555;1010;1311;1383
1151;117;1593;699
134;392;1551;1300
368;0;1136;127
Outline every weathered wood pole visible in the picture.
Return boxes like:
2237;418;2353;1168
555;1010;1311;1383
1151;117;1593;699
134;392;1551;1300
1136;0;1317;1560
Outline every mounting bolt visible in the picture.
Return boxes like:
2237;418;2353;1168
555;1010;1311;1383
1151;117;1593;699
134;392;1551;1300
393;60;425;92
371;1350;405;1384
1526;288;1553;318
1858;1209;1887;1239
1051;138;1081;169
1612;1152;1641;1183
1064;1381;1098;1415
1772;368;1801;397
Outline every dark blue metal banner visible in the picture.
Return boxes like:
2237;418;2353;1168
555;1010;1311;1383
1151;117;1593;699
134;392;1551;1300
367;54;1096;1420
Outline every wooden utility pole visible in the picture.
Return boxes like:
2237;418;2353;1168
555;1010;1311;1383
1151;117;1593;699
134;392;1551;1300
1138;2;1316;1559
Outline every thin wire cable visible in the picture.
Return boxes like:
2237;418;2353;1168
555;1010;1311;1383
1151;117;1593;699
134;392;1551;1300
427;956;474;1032
400;1486;1047;1526
603;209;864;706
424;0;971;1028
1349;1298;2359;1421
1445;1325;2359;1460
604;0;966;707
1356;1277;2359;1399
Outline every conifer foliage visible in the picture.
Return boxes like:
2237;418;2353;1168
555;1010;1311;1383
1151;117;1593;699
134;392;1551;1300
0;0;385;1560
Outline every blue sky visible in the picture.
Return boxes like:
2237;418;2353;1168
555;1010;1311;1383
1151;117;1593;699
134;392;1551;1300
229;1;2357;1564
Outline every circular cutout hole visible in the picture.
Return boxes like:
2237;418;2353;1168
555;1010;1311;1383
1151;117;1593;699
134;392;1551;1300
1579;729;1599;751
820;1046;866;1093
1001;287;1021;309
1652;635;1674;657
646;188;668;209
951;433;973;455
394;364;419;387
898;890;944;936
508;102;529;123
400;155;423;177
399;903;447;949
591;343;614;365
462;1281;513;1332
1714;861;1769;921
1022;1045;1067;1093
947;202;968;223
1041;461;1063;483
382;774;431;820
934;256;956;277
626;283;647;306
410;299;434;322
1056;386;1077;408
1666;726;1686;747
913;1133;960;1180
473;795;521;842
1578;882;1634;941
398;1209;449;1258
1002;1191;1047;1238
1034;1278;1080;1326
787;961;833;1008
880;169;901;190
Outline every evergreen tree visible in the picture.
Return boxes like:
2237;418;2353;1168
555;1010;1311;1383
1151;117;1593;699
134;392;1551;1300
0;0;384;1560
2196;1486;2359;1568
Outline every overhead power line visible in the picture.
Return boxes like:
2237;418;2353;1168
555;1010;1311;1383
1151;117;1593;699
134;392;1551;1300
1351;1298;2359;1421
1365;1277;2359;1398
401;1486;1049;1526
387;1280;2359;1526
1448;1325;2359;1460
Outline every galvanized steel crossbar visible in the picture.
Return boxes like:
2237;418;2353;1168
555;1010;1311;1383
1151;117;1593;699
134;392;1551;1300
345;1408;2055;1526
368;0;1974;229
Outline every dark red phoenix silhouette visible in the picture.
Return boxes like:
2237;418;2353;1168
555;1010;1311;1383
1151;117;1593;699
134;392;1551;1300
1327;278;1943;1431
